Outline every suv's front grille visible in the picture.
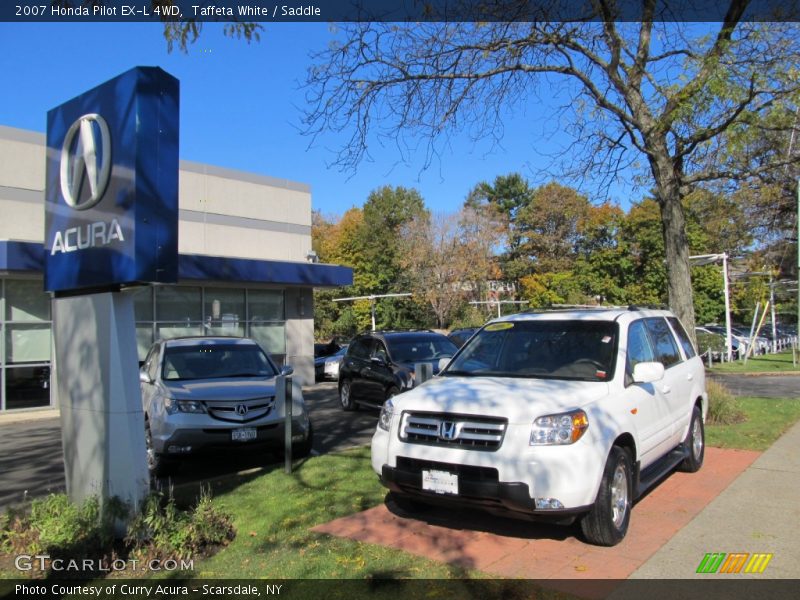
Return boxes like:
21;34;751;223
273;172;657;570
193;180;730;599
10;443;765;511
400;412;507;451
206;397;275;423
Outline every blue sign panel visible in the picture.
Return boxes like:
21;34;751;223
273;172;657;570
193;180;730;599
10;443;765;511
44;67;179;293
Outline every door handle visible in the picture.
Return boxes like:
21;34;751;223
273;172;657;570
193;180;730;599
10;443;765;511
661;385;672;394
687;373;693;381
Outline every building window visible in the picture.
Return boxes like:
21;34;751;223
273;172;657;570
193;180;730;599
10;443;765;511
0;280;291;411
204;288;245;337
2;279;52;411
247;290;286;360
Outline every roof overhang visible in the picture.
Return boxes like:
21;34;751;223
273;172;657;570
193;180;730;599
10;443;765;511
0;241;352;288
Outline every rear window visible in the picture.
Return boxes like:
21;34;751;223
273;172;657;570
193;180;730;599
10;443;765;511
387;336;458;363
444;320;618;381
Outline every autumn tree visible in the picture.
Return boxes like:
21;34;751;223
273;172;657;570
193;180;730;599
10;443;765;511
302;7;800;337
399;206;505;328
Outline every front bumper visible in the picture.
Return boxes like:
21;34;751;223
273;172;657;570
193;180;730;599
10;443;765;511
154;416;310;455
379;459;590;520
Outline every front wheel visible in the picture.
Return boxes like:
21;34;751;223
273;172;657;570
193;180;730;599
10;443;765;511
580;446;632;546
339;379;358;411
678;406;704;473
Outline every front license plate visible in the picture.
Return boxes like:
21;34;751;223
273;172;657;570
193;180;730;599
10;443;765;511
231;427;257;442
422;469;458;495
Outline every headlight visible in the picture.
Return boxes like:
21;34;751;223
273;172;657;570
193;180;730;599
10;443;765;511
378;398;394;432
530;409;589;445
164;398;207;415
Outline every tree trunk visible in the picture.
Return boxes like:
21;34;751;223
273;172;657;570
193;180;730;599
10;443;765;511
649;142;697;340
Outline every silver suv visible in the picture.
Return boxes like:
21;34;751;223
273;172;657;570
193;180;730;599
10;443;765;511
140;336;312;475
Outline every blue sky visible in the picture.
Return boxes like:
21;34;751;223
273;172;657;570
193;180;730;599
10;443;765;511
0;22;635;216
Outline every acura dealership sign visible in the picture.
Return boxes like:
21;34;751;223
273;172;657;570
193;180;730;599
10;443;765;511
44;67;179;293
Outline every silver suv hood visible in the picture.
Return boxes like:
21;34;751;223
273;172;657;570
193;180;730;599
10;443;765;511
163;378;276;401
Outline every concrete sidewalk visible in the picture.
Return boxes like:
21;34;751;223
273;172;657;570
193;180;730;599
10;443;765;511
629;419;800;579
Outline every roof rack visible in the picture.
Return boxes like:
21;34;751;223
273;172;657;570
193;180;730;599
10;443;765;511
522;304;670;313
358;329;436;335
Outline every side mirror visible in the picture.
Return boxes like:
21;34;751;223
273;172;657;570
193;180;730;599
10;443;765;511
437;357;452;373
632;361;665;384
139;371;152;384
280;365;294;377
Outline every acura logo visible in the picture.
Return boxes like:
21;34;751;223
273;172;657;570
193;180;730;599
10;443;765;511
59;114;112;210
236;404;248;416
439;421;458;441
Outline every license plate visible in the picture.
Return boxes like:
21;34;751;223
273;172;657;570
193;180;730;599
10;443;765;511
231;427;257;442
422;469;458;495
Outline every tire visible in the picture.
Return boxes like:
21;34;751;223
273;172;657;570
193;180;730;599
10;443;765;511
339;379;358;411
292;421;314;458
678;406;705;473
145;420;172;477
580;446;633;546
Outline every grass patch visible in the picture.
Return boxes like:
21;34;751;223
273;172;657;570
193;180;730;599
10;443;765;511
709;350;800;374
188;447;475;579
706;397;800;451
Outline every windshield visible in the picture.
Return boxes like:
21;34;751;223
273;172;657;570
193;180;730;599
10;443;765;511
444;320;618;381
387;336;458;363
162;343;278;381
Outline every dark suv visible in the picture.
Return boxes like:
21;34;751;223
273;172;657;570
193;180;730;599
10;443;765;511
338;331;458;411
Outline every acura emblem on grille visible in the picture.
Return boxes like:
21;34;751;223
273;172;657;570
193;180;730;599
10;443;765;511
236;404;248;416
439;421;457;440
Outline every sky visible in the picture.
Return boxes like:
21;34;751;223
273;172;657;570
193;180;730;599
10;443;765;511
0;21;636;217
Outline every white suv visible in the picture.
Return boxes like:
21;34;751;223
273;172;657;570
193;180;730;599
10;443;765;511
371;308;707;546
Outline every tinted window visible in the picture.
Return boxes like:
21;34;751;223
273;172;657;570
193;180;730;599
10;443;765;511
644;318;681;368
668;317;697;359
372;341;389;362
386;336;458;363
348;338;372;359
445;320;617;381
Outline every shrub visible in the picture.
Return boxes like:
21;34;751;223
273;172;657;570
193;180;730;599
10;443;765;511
125;487;235;561
706;379;746;425
1;494;125;557
1;488;234;577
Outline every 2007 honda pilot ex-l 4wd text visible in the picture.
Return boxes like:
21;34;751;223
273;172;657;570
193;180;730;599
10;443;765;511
372;308;707;546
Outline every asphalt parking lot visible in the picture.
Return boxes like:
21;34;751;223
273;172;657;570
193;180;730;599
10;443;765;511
0;381;378;510
708;373;800;398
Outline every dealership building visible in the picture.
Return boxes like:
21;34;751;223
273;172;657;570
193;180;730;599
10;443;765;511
0;124;352;412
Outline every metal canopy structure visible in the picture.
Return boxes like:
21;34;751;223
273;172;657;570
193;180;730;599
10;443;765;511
470;299;530;319
690;253;734;361
333;292;412;331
